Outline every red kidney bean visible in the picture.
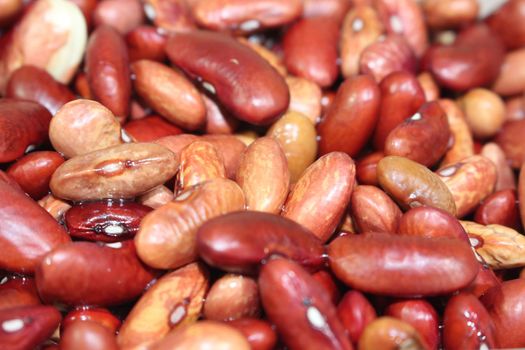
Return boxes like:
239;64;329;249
0;275;41;310
481;278;525;348
166;30;289;125
62;307;121;334
384;101;451;167
385;299;439;350
203;93;238;135
495;119;525;169
422;24;505;92
93;0;144;34
0;170;22;191
126;25;167;62
60;320;119;350
336;290;376;345
227;318;277;350
312;270;341;305
0;305;61;350
359;316;426;350
64;200;153;242
443;293;497;350
70;0;97;27
303;0;352;22
192;0;302;33
197;211;325;274
283;17;340;88
474;189;522;231
124;115;183;142
355;151;383;186
397;206;470;242
461;262;501;298
486;0;525;50
0;180;70;274
6;151;64;200
202;134;247;179
359;35;417;83
85;25;131;123
143;0;196;33
5;65;76;115
373;71;425;150
35;240;156;306
328;233;479;296
317;75;380;157
0;99;52;163
259;258;353;350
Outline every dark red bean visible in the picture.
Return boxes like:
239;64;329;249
227;318;277;350
60;320;119;350
166;30;289;126
486;0;525;50
62;307;121;334
474;189;522;231
126;25;167;62
197;211;325;274
336;290;376;345
0;275;41;310
461;262;501;298
124;115;183;142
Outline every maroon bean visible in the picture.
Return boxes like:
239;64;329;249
328;233;479;296
486;0;525;50
35;240;156;306
337;290;377;345
124;115;183;142
0;180;70;274
126;25;167;63
474;189;522;231
166;30;289;125
317;75;380;157
60;320;119;350
0;99;52;163
5;65;76;115
461;262;501;298
62;307;121;334
64;200;153;242
259;258;353;350
6;151;65;200
0;275;41;311
227;318;277;350
197;211;325;274
0;305;61;350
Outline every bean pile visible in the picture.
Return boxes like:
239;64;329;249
1;0;525;349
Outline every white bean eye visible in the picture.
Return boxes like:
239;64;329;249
306;306;327;330
2;319;24;333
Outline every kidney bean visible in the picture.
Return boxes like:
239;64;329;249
0;0;87;92
85;25;131;123
0;170;22;191
340;5;384;78
124;115;183;142
117;262;208;349
136;178;245;270
423;0;478;29
495;119;525;168
177;141;226;193
328;233;479;296
60;320;119;350
6;151;64;200
385;101;450;167
350;185;402;234
155;134;200;161
359;35;417;83
35;240;156;306
283;17;340;88
69;0;97;27
461;220;525;270
64;200;152;242
201;135;247;179
236;137;289;214
0;276;40;310
481;143;516;191
397;206;469;242
62;307;121;334
93;0;143;34
486;0;525;49
282;152;355;242
481;279;525;347
313;270;341;305
317;75;380;157
37;194;71;223
361;316;427;349
74;72;92;99
126;25;167;62
192;0;302;33
505;96;525;122
204;274;259;321
143;0;196;33
137;185;173;209
437;156;497;218
49;99;123;159
439;99;474;166
0;305;61;350
0;99;52;163
474;189;521;231
321;90;337;115
267;111;317;183
385;299;439;350
285;76;322;124
238;38;287;77
422;24;505;92
151;321;251;350
302;0;351;21
202;93;238;135
377;156;457;215
0;180;70;274
492;48;525;96
197;211;324;274
259;258;353;350
131;60;206;130
50;143;178;201
373;71;425;151
355;151;383;186
5;65;75;115
462;262;501;298
337;290;376;345
227;318;277;350
417;72;440;102
458;88;506;140
442;293;496;350
166;30;289;125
